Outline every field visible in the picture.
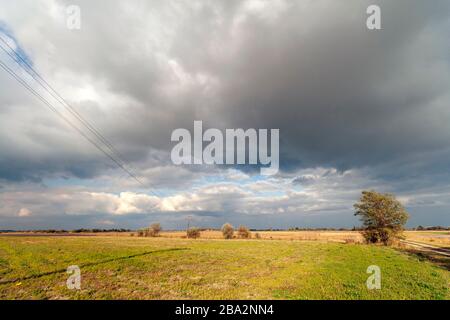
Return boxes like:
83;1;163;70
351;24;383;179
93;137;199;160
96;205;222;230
159;230;365;242
404;231;450;248
0;232;449;300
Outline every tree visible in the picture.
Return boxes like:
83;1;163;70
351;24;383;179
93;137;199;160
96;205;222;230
354;190;409;245
145;223;161;237
237;225;251;239
186;227;201;239
221;223;234;239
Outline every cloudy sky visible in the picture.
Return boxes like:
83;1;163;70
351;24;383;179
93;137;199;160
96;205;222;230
0;0;450;230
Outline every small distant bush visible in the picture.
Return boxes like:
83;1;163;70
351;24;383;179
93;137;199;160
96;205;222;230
255;232;261;239
140;223;162;237
151;223;161;236
237;225;251;239
145;223;162;237
186;227;201;239
222;223;234;239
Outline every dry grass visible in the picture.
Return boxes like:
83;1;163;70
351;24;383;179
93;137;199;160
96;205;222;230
7;230;448;247
404;231;450;248
157;230;365;243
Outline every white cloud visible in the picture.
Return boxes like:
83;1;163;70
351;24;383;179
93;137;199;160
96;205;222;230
0;167;388;217
17;207;31;217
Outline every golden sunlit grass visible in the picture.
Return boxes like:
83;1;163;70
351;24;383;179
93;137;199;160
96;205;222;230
159;230;365;243
404;231;450;248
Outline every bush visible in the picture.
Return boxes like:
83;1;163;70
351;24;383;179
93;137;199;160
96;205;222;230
151;223;162;235
186;227;201;239
255;232;261;239
237;225;251;239
143;223;162;237
222;223;234;239
137;229;144;237
362;228;397;245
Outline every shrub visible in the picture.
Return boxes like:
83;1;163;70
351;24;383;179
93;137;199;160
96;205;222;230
144;223;162;237
137;229;144;237
221;223;234;239
237;225;251;239
354;190;409;245
255;232;261;239
362;228;398;245
151;223;162;235
186;227;201;239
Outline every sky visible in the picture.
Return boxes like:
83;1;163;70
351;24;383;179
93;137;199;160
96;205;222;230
0;0;450;230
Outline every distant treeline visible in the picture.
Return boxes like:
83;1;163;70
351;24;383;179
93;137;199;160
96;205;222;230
1;226;448;234
256;227;365;231
256;226;449;231
0;228;131;233
414;226;450;231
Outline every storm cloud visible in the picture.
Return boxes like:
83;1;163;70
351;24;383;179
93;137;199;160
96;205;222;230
0;0;450;228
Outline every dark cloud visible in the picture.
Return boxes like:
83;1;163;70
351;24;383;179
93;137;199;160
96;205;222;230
2;1;450;180
0;1;450;227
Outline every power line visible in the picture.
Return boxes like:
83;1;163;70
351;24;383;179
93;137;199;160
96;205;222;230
0;36;164;198
0;36;141;180
0;57;147;188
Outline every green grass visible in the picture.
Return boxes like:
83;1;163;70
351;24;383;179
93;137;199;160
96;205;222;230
0;236;448;299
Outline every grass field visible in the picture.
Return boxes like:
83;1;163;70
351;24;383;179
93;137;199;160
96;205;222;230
404;231;450;248
159;230;365;242
0;234;448;300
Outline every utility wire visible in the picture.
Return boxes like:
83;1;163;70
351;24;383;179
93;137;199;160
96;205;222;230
0;37;163;198
0;57;147;188
0;36;139;178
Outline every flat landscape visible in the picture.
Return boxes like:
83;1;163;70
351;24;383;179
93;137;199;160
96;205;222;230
0;231;448;300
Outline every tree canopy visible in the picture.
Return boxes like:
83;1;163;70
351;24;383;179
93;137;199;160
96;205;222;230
354;190;409;244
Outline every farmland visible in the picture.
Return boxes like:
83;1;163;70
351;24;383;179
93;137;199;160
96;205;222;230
0;232;448;300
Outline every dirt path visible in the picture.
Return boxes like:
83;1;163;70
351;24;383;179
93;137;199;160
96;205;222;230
401;240;450;257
